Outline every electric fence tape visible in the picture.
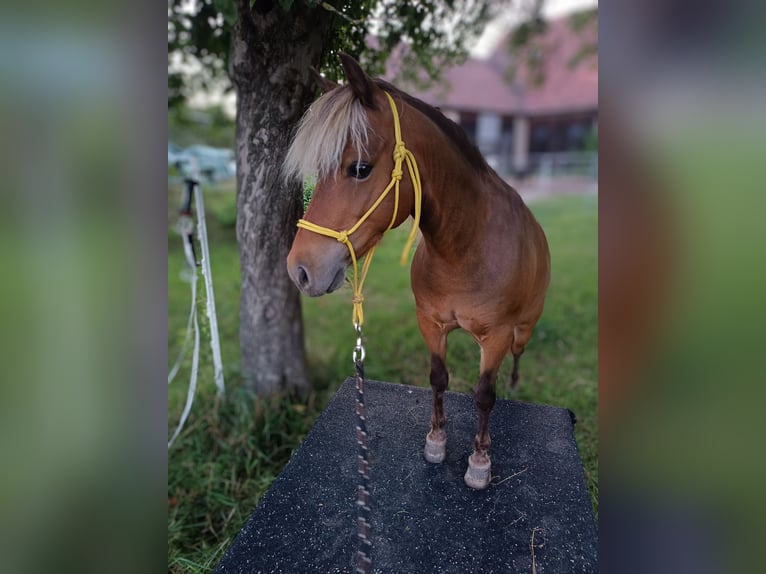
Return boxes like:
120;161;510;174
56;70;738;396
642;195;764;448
168;169;225;448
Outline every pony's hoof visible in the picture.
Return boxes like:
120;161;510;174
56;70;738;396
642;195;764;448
424;433;446;463
464;456;491;490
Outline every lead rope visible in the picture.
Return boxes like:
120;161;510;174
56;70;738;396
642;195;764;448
353;322;372;573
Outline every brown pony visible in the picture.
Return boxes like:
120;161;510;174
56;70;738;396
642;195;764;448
285;54;550;490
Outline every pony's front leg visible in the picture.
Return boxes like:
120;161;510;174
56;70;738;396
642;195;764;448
465;338;507;489
465;370;497;489
417;312;449;463
424;353;449;462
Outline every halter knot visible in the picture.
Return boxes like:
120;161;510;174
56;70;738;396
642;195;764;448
391;166;403;180
337;230;350;244
351;293;364;305
393;141;406;162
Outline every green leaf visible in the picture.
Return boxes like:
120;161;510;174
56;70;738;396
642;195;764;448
213;0;238;26
279;0;295;11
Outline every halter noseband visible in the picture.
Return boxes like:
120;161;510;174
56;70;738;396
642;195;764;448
296;91;423;327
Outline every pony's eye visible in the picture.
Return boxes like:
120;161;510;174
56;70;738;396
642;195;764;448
347;162;372;180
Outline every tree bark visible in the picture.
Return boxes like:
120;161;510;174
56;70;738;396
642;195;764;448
229;1;331;395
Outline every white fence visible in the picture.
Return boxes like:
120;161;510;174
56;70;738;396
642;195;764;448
526;151;598;180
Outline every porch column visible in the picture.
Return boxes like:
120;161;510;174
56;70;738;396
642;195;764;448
512;115;529;173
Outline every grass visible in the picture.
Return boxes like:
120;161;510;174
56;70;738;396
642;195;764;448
168;183;597;572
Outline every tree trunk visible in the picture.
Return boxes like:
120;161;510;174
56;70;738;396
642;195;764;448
229;1;331;395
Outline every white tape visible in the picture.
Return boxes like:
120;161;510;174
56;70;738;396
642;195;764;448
194;182;225;396
168;268;197;386
168;281;200;449
167;175;226;449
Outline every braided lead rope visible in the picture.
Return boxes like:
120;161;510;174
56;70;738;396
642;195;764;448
353;323;372;574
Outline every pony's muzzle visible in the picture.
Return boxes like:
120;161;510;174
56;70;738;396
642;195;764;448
286;241;348;297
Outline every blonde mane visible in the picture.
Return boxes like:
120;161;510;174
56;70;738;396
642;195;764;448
283;86;372;181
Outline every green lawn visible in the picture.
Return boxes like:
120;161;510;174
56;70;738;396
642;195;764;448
168;184;597;573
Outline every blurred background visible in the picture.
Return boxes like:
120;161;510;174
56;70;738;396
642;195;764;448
1;0;765;572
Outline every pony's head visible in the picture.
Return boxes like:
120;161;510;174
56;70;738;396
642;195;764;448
284;54;417;297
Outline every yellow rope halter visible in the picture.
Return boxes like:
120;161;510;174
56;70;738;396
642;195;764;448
296;91;423;327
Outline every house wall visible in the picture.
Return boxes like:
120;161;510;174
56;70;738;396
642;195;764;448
529;112;597;153
441;108;597;178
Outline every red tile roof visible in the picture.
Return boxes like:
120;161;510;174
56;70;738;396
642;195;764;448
404;14;598;116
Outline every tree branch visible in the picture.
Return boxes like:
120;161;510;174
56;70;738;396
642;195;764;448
312;0;364;25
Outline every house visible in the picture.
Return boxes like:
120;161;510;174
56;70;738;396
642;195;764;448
400;13;597;178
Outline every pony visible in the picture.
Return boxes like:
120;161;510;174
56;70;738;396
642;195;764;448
285;54;550;490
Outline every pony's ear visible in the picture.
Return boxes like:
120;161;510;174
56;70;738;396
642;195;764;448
309;67;339;94
339;52;377;108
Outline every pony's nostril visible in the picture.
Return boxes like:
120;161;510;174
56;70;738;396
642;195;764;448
297;265;310;289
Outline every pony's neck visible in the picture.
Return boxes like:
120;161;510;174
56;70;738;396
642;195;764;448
401;105;493;258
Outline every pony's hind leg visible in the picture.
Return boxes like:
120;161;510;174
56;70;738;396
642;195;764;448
511;350;523;388
417;312;450;463
510;323;532;388
465;333;510;489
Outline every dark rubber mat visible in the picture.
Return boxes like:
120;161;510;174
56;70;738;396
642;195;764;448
214;378;597;573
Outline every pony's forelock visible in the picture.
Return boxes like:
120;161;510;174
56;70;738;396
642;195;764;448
283;86;371;181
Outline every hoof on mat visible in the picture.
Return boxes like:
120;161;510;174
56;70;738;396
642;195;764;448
464;456;491;490
424;434;446;463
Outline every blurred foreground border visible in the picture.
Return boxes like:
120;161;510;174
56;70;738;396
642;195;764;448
0;1;166;573
1;0;766;572
600;0;766;572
